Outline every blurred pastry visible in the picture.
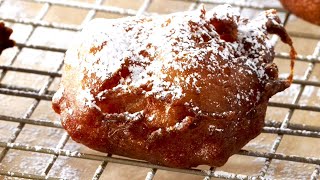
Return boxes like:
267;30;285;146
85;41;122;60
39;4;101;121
0;22;15;54
280;0;320;25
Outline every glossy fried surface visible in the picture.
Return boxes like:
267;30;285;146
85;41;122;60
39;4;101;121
52;5;295;168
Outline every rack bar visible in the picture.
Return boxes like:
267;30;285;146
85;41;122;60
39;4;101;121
25;0;142;16
0;141;252;179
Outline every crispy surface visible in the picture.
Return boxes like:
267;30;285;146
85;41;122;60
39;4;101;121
280;0;320;25
52;5;295;168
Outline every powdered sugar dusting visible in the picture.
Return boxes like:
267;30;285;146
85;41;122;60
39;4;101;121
61;4;279;119
52;84;64;103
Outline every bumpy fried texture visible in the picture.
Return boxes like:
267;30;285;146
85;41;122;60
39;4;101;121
280;0;320;25
52;5;295;168
0;22;15;55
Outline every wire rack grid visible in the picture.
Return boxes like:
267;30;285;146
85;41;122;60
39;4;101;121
0;0;319;179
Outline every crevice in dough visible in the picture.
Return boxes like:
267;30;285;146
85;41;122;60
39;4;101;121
209;18;238;42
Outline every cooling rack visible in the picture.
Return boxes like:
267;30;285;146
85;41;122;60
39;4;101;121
0;0;319;179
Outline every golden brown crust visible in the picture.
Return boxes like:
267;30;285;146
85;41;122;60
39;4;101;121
52;5;295;168
280;0;320;25
0;22;15;55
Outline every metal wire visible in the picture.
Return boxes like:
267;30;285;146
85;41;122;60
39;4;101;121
259;38;320;178
0;0;52;164
0;0;319;179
